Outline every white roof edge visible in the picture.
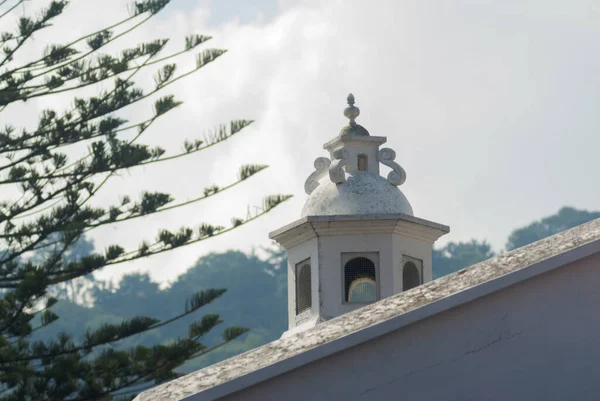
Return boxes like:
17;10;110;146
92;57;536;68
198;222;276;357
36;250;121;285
269;213;450;240
136;218;600;401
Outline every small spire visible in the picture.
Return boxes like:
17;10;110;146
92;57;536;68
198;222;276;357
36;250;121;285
344;93;360;125
347;93;355;105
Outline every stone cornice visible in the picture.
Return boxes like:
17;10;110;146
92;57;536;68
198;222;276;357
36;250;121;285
323;134;387;151
269;214;450;248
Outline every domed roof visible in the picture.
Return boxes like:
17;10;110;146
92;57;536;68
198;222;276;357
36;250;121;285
302;171;413;217
339;123;369;137
302;93;412;218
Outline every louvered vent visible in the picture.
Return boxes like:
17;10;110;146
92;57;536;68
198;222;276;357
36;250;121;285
295;260;312;315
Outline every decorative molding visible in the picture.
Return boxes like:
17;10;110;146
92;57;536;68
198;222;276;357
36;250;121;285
270;218;448;248
323;135;386;151
269;214;450;240
271;223;318;249
378;148;406;186
329;147;349;184
304;157;331;195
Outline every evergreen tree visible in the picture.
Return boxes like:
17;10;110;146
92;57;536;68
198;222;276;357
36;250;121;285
505;206;600;251
0;1;290;400
433;239;495;279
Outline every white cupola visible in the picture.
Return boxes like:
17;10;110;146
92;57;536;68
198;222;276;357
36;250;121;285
270;94;449;337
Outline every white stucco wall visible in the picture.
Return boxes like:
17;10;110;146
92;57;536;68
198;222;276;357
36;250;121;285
318;233;393;318
286;238;320;329
285;230;436;329
219;252;600;401
392;233;433;289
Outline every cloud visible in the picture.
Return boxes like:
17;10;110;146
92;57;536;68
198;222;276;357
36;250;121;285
4;0;600;284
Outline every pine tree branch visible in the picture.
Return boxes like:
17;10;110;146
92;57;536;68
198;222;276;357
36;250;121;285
0;21;169;159
187;336;245;361
2;0;170;78
5;165;267;243
0;120;254;185
1;1;141;75
1;157;120;264
0;63;161;169
71;347;192;401
2;96;168;264
74;323;247;400
0;238;74;337
0;173;90;226
0;2;282;398
0;195;293;287
1;115;161;226
16;34;211;92
13;46;225;127
0;0;26;22
1;109;160;259
105;335;248;400
7;299;58;344
1;291;226;363
0;1;69;68
0;47;225;165
0;47;167;221
11;10;157;89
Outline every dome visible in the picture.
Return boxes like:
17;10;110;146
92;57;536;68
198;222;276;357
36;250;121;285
339;123;369;137
302;171;413;217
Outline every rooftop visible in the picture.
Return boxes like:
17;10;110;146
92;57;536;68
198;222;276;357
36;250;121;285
136;217;600;401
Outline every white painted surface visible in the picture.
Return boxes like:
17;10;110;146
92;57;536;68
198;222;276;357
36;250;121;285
278;216;447;333
219;251;600;401
301;172;413;217
302;95;410;217
286;237;320;330
324;135;386;176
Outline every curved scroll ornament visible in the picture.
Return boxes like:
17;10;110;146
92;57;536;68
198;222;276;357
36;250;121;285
378;148;406;186
329;148;349;184
304;157;331;195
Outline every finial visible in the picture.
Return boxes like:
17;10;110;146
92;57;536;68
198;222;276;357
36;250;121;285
344;93;360;125
347;93;355;105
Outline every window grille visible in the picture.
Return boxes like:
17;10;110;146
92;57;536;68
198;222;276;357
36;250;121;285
295;260;311;315
357;154;368;171
344;257;377;303
403;261;421;291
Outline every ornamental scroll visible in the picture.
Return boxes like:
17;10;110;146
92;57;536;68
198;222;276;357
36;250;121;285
329;147;349;184
378;148;406;186
304;157;331;195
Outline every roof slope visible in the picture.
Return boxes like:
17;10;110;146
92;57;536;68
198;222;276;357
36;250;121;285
136;218;600;401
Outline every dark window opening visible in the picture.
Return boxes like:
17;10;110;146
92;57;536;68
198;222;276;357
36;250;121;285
296;262;312;314
403;261;421;291
357;154;368;171
344;257;376;303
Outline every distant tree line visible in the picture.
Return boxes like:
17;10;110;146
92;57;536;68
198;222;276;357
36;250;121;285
433;206;600;278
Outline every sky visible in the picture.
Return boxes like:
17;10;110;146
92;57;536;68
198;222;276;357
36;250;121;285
3;0;600;285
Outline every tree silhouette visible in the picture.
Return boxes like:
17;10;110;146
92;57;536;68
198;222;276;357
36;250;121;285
0;1;290;400
506;206;600;251
433;239;495;279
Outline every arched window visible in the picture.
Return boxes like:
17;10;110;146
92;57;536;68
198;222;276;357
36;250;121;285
357;154;368;172
403;261;421;291
344;257;377;303
295;261;312;315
